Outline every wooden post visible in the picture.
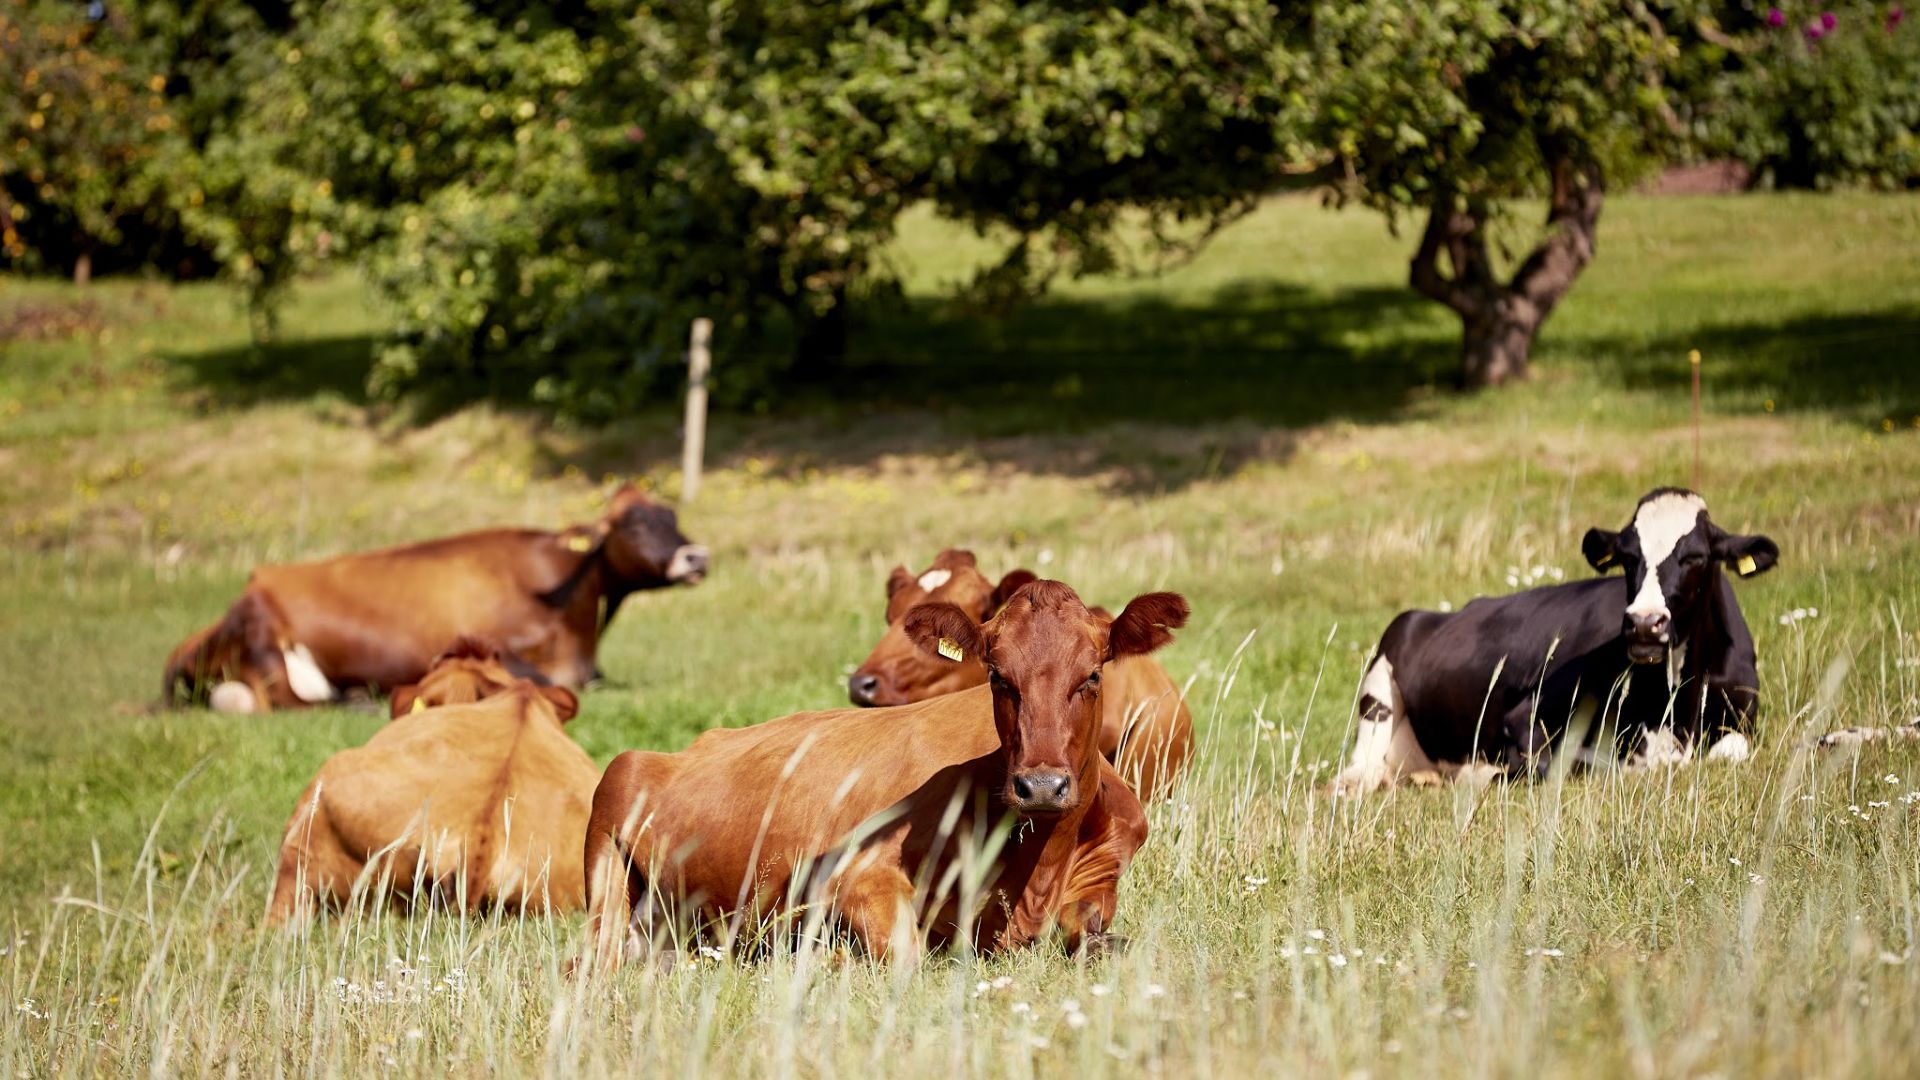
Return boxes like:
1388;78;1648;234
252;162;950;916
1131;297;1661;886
1688;349;1702;491
681;318;712;502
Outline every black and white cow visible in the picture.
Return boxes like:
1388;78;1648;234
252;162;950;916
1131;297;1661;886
1332;488;1779;793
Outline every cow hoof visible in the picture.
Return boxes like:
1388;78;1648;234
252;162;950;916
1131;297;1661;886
1706;732;1751;763
209;681;257;714
1329;770;1386;797
1407;769;1445;788
1074;932;1128;960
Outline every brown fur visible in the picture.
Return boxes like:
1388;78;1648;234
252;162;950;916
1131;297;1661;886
848;550;1194;799
266;646;598;923
577;580;1183;973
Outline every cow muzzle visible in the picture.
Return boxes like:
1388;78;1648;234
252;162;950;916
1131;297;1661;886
847;670;895;707
1626;610;1670;665
1007;768;1076;814
666;544;709;583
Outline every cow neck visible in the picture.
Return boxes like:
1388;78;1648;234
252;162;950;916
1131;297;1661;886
538;538;613;631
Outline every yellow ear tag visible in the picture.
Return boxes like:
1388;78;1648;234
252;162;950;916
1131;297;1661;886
565;534;593;553
1736;554;1757;576
409;697;426;714
937;637;964;662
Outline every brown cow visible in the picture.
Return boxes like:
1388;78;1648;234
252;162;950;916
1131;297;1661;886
577;580;1186;973
266;639;599;923
846;549;1193;799
164;483;707;713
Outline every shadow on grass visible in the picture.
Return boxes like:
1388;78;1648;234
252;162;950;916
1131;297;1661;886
1576;309;1920;423
552;281;1462;492
168;334;379;407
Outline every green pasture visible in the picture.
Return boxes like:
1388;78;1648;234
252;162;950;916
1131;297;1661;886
2;193;1918;1076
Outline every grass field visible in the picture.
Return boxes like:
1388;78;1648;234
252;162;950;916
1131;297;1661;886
3;193;1919;1076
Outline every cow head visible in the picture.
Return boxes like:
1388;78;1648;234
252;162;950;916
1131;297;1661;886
389;637;580;721
599;483;708;588
1582;488;1778;665
902;581;1188;815
846;549;1036;706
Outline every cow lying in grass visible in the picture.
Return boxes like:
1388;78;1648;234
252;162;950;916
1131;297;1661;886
1334;488;1778;794
846;548;1194;799
165;483;707;713
577;580;1185;972
267;639;598;923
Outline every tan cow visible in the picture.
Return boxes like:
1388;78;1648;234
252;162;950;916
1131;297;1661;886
847;549;1194;799
266;639;598;923
578;580;1186;973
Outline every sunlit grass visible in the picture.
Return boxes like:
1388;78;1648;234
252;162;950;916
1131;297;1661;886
2;193;1918;1075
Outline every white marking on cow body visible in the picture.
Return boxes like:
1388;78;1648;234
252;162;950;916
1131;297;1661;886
281;644;337;704
1665;639;1689;692
1706;732;1750;763
1333;656;1439;795
209;681;257;714
916;568;952;592
1625;492;1708;629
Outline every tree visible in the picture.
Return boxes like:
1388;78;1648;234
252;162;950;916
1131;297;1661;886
0;0;161;282
1708;3;1920;190
1308;2;1704;386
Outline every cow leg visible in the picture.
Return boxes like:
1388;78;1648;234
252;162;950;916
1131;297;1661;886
832;852;920;963
267;780;361;925
1333;655;1434;795
1051;774;1148;956
577;751;675;977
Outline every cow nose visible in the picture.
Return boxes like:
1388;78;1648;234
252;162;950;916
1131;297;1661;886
1009;769;1073;811
667;544;709;582
848;672;882;706
1629;611;1670;640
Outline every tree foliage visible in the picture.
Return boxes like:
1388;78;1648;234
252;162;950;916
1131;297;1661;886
4;1;1915;409
1709;3;1920;189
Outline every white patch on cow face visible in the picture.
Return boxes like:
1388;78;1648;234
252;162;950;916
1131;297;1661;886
1706;731;1750;763
1625;492;1708;630
665;544;709;583
916;568;952;593
282;644;337;704
209;681;257;714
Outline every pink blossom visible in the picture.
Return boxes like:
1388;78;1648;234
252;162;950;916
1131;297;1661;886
1766;7;1786;27
1821;11;1838;29
1889;8;1906;31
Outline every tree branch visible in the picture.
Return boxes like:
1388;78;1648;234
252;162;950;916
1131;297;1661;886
1510;155;1604;313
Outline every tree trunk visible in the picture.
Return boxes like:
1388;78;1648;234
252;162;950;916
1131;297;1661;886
1461;296;1541;387
72;248;92;287
1408;156;1603;388
791;284;849;381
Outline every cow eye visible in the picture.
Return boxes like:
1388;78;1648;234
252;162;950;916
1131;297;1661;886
1080;671;1101;694
989;669;1012;693
1680;551;1705;567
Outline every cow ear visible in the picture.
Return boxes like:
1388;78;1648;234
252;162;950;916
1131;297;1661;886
1582;528;1622;573
885;565;914;600
540;685;581;722
903;602;986;664
989;569;1038;615
1108;592;1190;660
607;482;651;518
389;684;421;721
1713;532;1779;579
934;548;977;569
